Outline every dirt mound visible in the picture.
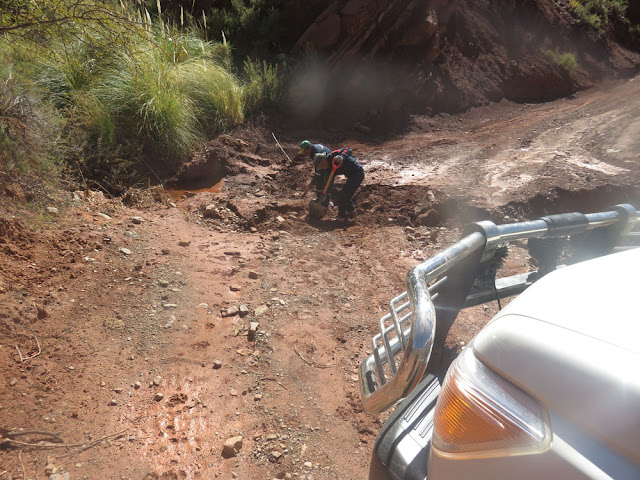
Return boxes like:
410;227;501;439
0;216;35;257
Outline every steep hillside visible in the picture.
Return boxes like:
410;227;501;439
285;0;640;132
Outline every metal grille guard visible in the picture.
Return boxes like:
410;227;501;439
359;204;639;414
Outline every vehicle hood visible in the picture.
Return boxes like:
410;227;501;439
473;248;640;464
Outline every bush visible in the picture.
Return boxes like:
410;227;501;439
544;49;578;71
0;46;63;174
242;58;286;114
569;0;631;37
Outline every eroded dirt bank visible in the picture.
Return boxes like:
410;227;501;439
1;77;640;480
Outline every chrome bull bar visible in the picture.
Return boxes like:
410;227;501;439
359;204;639;414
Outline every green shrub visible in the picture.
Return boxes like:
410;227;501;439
0;47;63;174
569;0;630;37
544;49;578;71
242;58;286;114
559;52;578;70
177;59;244;135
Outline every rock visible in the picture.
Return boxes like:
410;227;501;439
254;305;268;316
47;207;59;214
178;240;191;247
123;230;139;239
113;387;124;394
276;216;285;223
130;216;144;224
97;212;112;220
153;392;164;401
5;182;26;202
229;284;242;292
254;393;263;401
119;247;132;255
223;306;239;317
248;322;259;341
269;450;283;463
415;209;440;227
163;304;178;309
212;360;222;370
159;280;170;288
222;435;243;458
109;399;118;406
161;249;170;255
304;461;313;468
37;306;48;319
239;304;249;317
248;271;259;280
10;377;18;386
153;376;162;386
250;227;258;233
134;381;141;389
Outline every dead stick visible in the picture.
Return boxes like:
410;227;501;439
272;132;292;162
262;377;288;390
293;344;336;368
4;428;128;450
15;335;41;362
18;449;27;480
4;430;65;444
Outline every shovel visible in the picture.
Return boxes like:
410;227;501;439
308;155;343;219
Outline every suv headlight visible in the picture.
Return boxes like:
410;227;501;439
432;346;552;459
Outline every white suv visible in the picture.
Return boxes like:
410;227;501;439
360;205;640;480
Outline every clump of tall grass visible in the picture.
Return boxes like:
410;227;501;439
242;58;287;114
34;16;245;180
0;45;63;174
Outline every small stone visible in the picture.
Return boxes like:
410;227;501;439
212;360;222;370
163;303;178;309
254;393;263;401
153;392;164;402
130;216;144;224
153;376;162;386
123;230;139;239
119;247;132;255
269;450;283;463
248;271;259;280
161;249;170;255
222;435;243;458
134;381;141;389
113;387;124;394
276;216;285;223
109;399;118;406
304;462;313;468
230;284;242;292
97;212;112;220
159;280;170;288
248;322;259;341
47;206;59;214
178;240;191;247
223;306;239;317
250;227;258;233
239;305;249;317
254;305;268;316
10;377;18;386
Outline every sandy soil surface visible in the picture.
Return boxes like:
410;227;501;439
1;76;639;480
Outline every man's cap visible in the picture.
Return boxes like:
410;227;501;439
298;140;312;154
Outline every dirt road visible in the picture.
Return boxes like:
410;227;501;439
1;77;639;480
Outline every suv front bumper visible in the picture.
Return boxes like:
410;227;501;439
369;374;441;480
